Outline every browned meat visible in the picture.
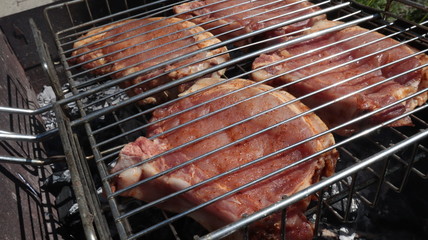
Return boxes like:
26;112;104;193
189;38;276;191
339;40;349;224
110;78;338;240
173;0;326;45
70;17;229;104
252;20;428;135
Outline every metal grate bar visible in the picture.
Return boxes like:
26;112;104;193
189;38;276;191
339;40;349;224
97;59;428;220
200;125;428;240
93;36;427;160
127;102;428;239
65;0;331;83
64;0;296;59
61;0;313;52
35;2;349;126
39;0;428;239
106;64;428;217
107;67;428;200
89;19;419;147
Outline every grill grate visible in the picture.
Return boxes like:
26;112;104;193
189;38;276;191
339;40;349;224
46;0;428;239
2;0;427;239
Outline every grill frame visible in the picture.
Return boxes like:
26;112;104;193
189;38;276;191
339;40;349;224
2;0;427;239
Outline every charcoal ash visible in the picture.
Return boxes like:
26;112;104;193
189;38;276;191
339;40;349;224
352;175;428;240
36;79;132;240
317;169;428;240
37;85;57;130
37;79;129;130
62;80;129;118
328;177;362;214
319;226;359;240
41;169;71;195
315;128;428;240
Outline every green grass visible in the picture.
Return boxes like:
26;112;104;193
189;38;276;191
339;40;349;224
353;0;428;23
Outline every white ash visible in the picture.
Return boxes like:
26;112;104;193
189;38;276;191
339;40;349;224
321;228;337;238
63;81;129;118
37;81;129;129
68;203;79;215
319;226;359;240
37;85;57;130
323;176;361;213
338;227;357;240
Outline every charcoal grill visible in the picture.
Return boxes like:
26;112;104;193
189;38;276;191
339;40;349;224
1;0;428;239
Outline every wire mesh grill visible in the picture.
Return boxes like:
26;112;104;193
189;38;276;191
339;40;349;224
40;0;428;239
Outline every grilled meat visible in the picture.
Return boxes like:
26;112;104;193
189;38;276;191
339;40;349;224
70;17;229;104
252;20;428;135
173;0;326;46
110;78;338;240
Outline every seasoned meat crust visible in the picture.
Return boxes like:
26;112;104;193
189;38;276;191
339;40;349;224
70;17;229;104
252;20;428;135
173;0;326;45
110;78;338;240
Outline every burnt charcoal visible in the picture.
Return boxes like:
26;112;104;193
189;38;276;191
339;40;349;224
54;185;85;240
318;128;428;240
114;197;208;240
56;216;85;240
41;169;71;194
55;185;76;222
119;198;177;240
42;135;65;161
342;175;428;240
172;214;208;240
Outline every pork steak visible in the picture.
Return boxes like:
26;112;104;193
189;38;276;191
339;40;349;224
70;17;229;104
252;20;428;135
110;78;338;240
173;0;326;46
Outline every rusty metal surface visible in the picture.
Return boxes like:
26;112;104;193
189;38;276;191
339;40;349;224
0;29;61;240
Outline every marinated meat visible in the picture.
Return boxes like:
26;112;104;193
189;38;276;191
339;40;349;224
173;0;326;45
70;17;229;104
252;20;428;135
110;78;338;240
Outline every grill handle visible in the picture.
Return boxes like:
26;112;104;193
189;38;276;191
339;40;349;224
0;18;62;143
0;104;52;115
0;155;65;166
0;105;58;141
0;128;58;142
0;19;62;165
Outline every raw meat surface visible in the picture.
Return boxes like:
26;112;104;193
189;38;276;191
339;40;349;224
252;20;428;135
70;17;229;104
110;78;338;240
173;0;326;45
